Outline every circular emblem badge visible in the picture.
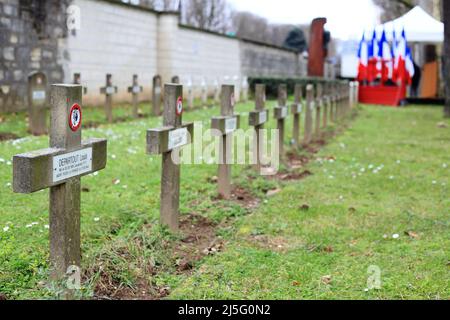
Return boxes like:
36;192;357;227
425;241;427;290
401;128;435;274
230;93;235;107
176;96;183;116
69;103;82;132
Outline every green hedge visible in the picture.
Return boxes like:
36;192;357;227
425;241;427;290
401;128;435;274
248;77;348;99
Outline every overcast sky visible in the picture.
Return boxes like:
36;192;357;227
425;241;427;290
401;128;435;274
228;0;382;40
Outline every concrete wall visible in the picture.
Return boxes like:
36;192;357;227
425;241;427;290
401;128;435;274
63;0;158;105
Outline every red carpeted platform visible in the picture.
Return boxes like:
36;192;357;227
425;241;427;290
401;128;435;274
358;85;406;107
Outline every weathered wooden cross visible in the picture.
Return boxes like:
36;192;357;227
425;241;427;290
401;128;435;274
303;84;314;145
322;82;329;129
201;78;208;107
152;75;162;116
100;74;118;123
73;73;88;95
146;84;194;231
211;85;240;199
13;84;107;280
315;83;323;140
28;71;48;136
249;84;269;171
291;84;303;148
128;74;143;118
273;84;289;157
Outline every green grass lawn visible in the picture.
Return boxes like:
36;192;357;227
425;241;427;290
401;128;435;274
0;100;448;300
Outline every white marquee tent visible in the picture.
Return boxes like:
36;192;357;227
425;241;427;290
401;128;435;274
373;6;444;43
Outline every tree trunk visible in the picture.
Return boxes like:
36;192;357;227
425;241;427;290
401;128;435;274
444;0;450;117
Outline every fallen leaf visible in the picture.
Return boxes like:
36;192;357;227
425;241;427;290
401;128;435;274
323;246;334;253
208;176;218;183
0;293;7;300
300;204;310;211
112;179;121;185
292;281;301;287
266;188;282;197
405;231;419;239
348;207;357;213
321;275;332;285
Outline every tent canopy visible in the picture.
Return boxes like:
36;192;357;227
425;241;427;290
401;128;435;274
372;6;444;43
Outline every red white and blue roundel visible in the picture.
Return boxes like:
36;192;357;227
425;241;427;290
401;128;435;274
176;96;183;116
69;103;82;132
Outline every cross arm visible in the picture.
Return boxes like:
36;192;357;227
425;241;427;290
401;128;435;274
291;102;304;115
249;109;269;127
100;87;118;95
128;86;143;94
13;138;107;194
146;123;194;155
274;106;288;120
211;115;241;135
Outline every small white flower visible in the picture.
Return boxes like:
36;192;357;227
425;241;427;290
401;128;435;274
6;161;11;166
360;168;365;173
393;234;400;239
442;183;446;187
111;155;117;159
443;164;448;169
93;172;99;176
123;185;128;189
94;217;100;222
383;234;388;239
432;181;437;185
0;158;5;163
389;176;395;180
396;160;401;164
114;179;121;185
44;225;49;229
364;288;369;292
339;195;344;200
368;165;374;169
5;182;11;187
373;170;379;174
3;226;10;232
329;175;334;179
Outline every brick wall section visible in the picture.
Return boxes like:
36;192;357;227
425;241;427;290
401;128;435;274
0;0;69;112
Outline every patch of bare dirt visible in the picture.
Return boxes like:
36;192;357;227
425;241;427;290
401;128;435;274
0;132;19;142
90;213;224;300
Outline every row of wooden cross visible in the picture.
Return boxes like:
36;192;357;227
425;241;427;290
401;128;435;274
27;72;250;136
13;80;358;286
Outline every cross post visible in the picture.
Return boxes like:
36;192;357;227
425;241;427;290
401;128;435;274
291;84;303;148
273;84;288;158
28;71;48;136
152;75;162;116
73;73;88;95
100;74;118;123
146;84;194;231
128;74;143;118
13;84;107;281
315;83;322;140
211;85;240;199
249;84;269;171
303;84;314;145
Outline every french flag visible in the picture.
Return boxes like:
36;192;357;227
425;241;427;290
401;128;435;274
378;30;393;83
368;30;380;82
405;47;415;85
394;29;407;84
357;33;369;82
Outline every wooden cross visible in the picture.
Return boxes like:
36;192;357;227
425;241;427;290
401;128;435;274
128;74;143;119
273;84;289;157
315;83;322;140
211;85;240;199
241;77;249;103
100;74;118;123
291;84;303;148
73;73;88;95
303;84;314;145
146;84;194;231
201;78;208;107
152;75;162;116
322;83;329;129
13;84;107;280
28;71;48;136
213;79;220;104
186;78;194;110
249;84;269;171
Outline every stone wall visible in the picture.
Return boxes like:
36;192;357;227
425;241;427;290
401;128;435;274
0;0;69;112
240;39;307;78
